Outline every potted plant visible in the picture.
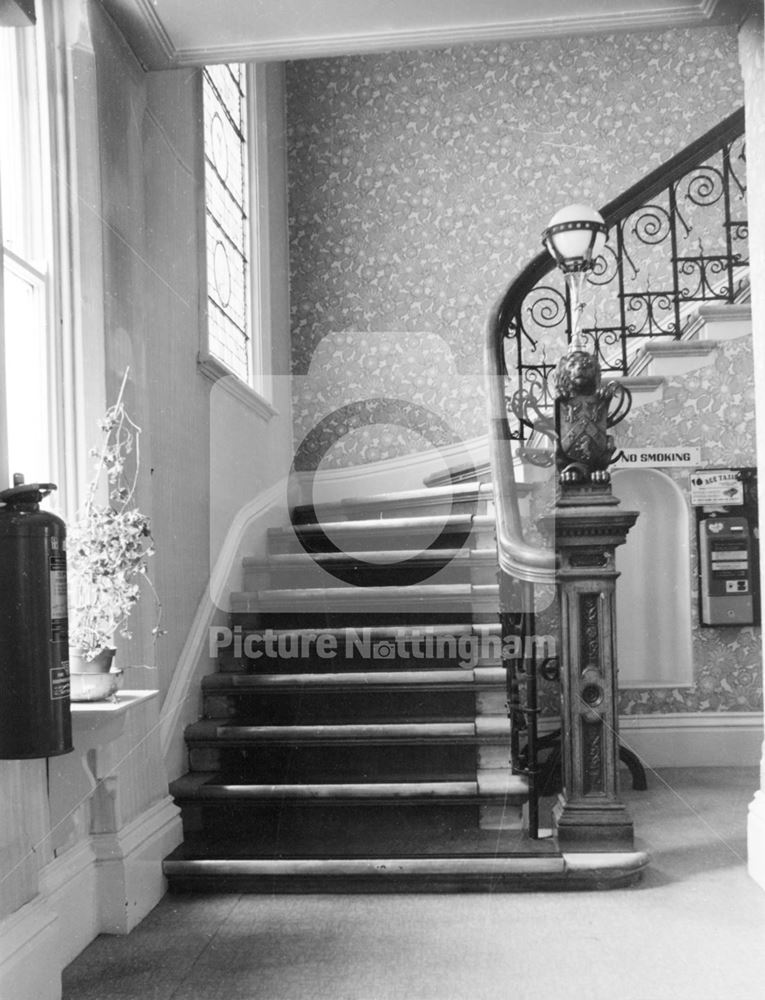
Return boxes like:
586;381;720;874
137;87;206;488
67;369;162;699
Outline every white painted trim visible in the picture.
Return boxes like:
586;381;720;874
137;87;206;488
536;712;764;769
38;839;99;969
156;4;726;66
198;353;278;422
301;434;489;506
161;435;496;770
104;0;726;68
91;796;182;934
0;797;183;999
0;896;60;1000
160;479;286;774
247;61;276;404
104;0;176;69
174;7;716;64
618;712;764;768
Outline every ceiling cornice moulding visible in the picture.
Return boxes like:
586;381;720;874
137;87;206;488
101;0;734;71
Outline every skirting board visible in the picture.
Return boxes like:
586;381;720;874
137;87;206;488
534;712;764;770
92;796;183;934
618;712;764;769
0;897;60;1000
38;839;99;970
0;797;183;1000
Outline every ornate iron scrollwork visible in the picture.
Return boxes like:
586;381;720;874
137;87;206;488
506;117;747;442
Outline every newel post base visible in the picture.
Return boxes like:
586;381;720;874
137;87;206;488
539;485;639;853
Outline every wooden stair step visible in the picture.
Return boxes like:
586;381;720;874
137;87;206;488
424;460;493;488
215;622;504;672
202;666;505;693
291;481;495;523
243;548;499;591
163;851;649;892
267;513;495;553
246;546;499;570
231;583;500;613
223;622;501;642
186;717;510;746
171;773;527;804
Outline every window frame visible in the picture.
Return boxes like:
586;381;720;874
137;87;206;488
198;62;276;421
0;14;66;506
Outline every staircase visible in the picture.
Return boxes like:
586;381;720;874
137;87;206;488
163;477;648;891
164;297;748;894
164;112;747;893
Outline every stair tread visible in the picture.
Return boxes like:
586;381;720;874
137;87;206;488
171;775;527;800
235;583;499;600
270;513;494;536
244;547;498;567
640;339;720;356
163;851;651;891
202;666;505;690
187;718;511;743
290;481;495;523
223;622;501;639
339;480;494;506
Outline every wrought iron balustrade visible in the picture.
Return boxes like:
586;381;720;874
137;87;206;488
503;108;747;441
485;107;747;839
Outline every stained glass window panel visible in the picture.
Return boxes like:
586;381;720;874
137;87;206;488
203;64;250;382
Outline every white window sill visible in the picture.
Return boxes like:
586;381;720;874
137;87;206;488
198;353;278;422
70;690;159;746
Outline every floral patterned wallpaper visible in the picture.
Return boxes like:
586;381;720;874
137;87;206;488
614;336;760;715
286;26;743;464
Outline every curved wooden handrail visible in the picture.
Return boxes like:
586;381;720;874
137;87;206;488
487;106;745;586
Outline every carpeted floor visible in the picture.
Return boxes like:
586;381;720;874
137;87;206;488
61;767;765;1000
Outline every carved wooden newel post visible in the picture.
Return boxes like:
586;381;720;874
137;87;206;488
534;204;639;851
540;495;638;850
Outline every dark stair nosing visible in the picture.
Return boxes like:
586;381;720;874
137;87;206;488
202;665;505;692
185;717;510;745
245;546;499;570
231;583;500;613
163;851;650;892
170;774;527;804
224;622;502;641
424;460;493;488
291;481;495;523
269;512;494;539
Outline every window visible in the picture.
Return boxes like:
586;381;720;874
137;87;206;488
203;63;252;383
200;63;274;412
0;19;59;493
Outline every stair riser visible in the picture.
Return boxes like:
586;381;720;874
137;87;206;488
291;495;491;524
268;525;495;556
165;867;645;894
232;609;500;631
202;690;477;724
216;651;491;673
244;559;497;591
214;626;504;673
177;801;486;840
187;743;478;779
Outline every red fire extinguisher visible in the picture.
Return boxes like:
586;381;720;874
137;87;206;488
0;475;72;758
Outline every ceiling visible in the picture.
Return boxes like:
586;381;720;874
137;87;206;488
98;0;741;69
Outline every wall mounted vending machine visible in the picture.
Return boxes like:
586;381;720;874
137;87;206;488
699;516;754;625
691;468;759;627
